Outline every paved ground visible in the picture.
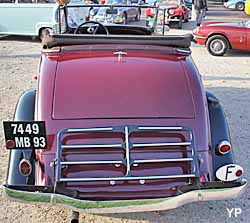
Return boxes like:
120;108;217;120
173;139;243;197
0;3;249;223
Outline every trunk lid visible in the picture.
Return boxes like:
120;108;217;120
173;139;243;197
52;48;195;120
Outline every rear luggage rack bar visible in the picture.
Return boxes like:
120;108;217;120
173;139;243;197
59;174;197;182
138;126;184;130
55;126;199;184
65;127;114;133
61;160;124;165
133;142;192;148
133;158;193;163
62;143;123;149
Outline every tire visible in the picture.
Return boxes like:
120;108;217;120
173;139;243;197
178;15;183;29
235;2;245;11
39;28;52;41
206;35;229;56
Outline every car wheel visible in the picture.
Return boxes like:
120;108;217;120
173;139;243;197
235;2;245;11
178;15;183;29
206;35;229;56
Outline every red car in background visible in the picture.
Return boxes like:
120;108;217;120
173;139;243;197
159;0;189;29
193;19;250;56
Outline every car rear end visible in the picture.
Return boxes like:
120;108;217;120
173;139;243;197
3;43;246;213
38;45;201;201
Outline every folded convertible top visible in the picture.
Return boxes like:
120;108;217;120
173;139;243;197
42;33;194;49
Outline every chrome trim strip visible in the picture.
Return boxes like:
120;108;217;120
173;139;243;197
59;174;196;182
42;48;61;53
217;140;231;155
176;49;191;54
133;142;191;148
193;34;207;39
134;158;193;163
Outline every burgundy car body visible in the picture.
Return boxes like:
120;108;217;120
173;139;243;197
34;44;210;200
193;20;250;51
2;4;246;216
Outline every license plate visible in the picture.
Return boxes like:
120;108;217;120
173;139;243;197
3;121;47;149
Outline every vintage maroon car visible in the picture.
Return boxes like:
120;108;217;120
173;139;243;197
2;4;246;223
193;19;250;56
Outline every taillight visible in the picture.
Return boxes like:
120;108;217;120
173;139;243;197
217;141;231;155
19;159;32;176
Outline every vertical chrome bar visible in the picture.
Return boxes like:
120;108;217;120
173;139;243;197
190;130;199;177
191;136;195;174
125;126;131;176
56;131;64;182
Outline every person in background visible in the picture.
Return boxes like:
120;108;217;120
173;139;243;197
193;0;205;26
53;0;90;29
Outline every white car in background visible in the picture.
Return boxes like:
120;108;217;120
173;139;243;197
224;0;246;11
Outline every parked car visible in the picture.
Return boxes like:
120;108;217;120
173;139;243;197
224;0;246;11
193;19;250;56
90;4;140;24
2;4;246;223
90;0;141;24
159;0;189;29
0;0;89;39
0;0;55;38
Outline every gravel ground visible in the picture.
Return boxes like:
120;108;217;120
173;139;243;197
0;7;250;223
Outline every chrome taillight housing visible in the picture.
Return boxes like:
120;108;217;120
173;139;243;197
19;159;32;176
217;140;231;155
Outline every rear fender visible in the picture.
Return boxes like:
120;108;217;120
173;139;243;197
6;89;36;186
206;91;234;180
